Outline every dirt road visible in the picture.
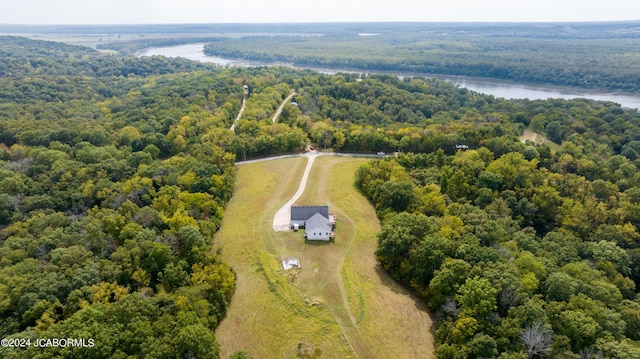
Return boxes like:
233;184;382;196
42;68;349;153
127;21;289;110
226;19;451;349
272;91;297;124
272;151;320;231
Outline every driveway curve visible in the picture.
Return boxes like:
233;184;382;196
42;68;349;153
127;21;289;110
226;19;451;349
272;151;320;231
272;91;297;124
229;97;246;132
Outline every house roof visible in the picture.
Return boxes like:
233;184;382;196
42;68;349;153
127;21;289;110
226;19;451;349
291;206;329;221
305;212;331;231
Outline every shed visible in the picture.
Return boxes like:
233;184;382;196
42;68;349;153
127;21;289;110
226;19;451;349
282;257;300;270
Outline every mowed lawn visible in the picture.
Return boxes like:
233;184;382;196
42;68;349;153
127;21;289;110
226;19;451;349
215;155;435;358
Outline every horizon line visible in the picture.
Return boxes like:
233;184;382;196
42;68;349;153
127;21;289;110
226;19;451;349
2;19;640;27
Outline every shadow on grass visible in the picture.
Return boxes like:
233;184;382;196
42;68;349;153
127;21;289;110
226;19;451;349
303;239;334;246
373;262;437;333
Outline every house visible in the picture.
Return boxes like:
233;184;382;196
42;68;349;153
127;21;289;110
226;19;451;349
290;205;336;241
305;213;333;241
291;206;329;228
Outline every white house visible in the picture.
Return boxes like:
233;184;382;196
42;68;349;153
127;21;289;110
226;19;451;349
290;206;329;228
304;212;333;241
290;205;335;241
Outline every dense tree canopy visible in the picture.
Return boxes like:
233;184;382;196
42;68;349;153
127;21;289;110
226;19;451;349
202;27;640;92
3;34;640;358
0;37;236;359
356;129;640;356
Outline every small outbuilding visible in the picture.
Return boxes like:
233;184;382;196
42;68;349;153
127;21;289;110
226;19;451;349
282;257;301;270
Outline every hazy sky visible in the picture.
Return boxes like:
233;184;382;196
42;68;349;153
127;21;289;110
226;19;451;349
2;0;639;24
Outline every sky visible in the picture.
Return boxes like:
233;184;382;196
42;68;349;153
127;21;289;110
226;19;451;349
1;0;639;24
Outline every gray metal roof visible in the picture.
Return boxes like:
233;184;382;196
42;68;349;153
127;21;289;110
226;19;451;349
305;212;332;232
290;206;329;221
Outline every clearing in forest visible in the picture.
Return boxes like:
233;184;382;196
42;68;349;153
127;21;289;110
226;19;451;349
519;129;561;151
214;156;435;358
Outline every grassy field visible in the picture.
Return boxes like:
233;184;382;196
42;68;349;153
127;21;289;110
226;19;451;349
215;155;434;358
519;129;561;151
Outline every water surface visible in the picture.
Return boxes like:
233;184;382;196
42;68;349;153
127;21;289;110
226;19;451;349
138;43;640;110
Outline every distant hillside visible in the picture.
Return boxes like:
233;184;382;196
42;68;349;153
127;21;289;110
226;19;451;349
8;22;640;92
4;21;640;38
200;22;640;92
0;36;214;78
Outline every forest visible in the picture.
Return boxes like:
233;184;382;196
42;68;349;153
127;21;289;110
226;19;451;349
350;77;640;356
0;36;240;359
201;33;640;93
1;34;640;358
17;21;640;92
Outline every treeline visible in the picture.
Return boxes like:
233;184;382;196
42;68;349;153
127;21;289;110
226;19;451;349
0;36;214;79
203;32;640;92
239;72;640;162
97;37;228;55
355;117;640;355
3;34;640;358
0;37;245;358
227;70;640;176
9;21;640;40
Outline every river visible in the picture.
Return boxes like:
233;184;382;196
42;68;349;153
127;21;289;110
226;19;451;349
138;43;640;110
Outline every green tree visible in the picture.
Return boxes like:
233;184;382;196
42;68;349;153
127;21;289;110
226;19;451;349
310;121;337;149
375;180;416;212
619;300;640;340
545;272;579;302
467;333;499;359
456;276;498;319
175;324;220;359
428;259;472;310
0;193;15;224
545;121;563;144
555;310;600;351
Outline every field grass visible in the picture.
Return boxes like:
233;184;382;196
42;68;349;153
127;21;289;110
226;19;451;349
321;157;435;358
519;129;562;152
214;157;351;358
215;155;434;358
